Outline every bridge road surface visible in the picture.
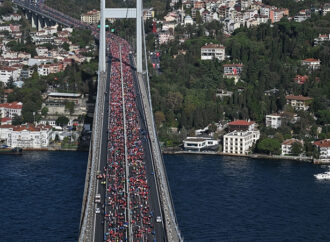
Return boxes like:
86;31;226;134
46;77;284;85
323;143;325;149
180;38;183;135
130;54;166;242
93;55;111;242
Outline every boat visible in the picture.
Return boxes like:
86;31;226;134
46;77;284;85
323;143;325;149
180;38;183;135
0;147;23;155
314;172;330;180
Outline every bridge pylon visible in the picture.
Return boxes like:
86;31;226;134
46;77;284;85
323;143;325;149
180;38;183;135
99;0;143;74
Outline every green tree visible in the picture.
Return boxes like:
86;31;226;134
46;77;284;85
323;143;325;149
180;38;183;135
257;138;281;155
41;107;48;117
291;142;303;156
56;116;69;127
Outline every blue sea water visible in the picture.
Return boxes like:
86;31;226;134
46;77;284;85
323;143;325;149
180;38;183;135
1;152;330;241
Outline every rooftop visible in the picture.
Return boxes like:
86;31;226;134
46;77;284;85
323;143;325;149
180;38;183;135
282;138;302;145
228;120;255;126
314;139;330;148
201;44;225;49
285;95;312;101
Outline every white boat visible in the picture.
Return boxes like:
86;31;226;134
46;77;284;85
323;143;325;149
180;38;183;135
314;172;330;180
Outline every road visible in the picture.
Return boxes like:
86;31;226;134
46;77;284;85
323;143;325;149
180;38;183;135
130;54;166;242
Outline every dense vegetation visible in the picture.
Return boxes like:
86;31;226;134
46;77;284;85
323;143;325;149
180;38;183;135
149;14;330;145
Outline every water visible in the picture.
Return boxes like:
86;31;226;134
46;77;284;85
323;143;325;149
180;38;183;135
1;152;330;241
0;151;88;242
165;154;330;241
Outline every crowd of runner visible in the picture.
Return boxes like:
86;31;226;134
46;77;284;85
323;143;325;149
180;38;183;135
103;35;155;241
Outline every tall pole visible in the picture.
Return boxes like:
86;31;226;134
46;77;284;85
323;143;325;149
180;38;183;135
99;0;106;73
136;0;142;74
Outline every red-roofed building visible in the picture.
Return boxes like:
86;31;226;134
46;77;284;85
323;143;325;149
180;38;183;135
293;75;308;85
281;138;303;155
0;124;52;148
228;120;256;132
314;139;330;159
286;95;313;111
1;117;12;125
301;58;321;70
0;102;23;118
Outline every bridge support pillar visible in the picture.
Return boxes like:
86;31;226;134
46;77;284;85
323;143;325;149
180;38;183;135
38;18;42;30
31;14;37;29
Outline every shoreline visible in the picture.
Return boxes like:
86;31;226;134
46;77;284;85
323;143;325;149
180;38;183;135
6;147;329;165
161;150;327;164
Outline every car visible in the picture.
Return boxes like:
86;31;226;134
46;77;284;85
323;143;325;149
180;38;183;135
156;216;162;223
95;207;101;214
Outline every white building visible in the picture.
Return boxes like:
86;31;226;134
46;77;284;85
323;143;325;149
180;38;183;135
0;124;52;148
223;130;260;155
184;15;194;25
158;31;174;45
81;9;100;25
301;58;321;70
281;138;303;156
201;44;225;61
314;139;330;159
0;66;20;84
183;137;219;151
286;95;313;111
265;114;282;129
0;102;23;118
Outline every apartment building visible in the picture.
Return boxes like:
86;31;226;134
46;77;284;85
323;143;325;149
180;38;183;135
265;114;282;129
286;95;313;111
81;9;100;25
0;66;20;84
223;130;260;155
0;102;22;118
201;44;225;61
314;139;330;159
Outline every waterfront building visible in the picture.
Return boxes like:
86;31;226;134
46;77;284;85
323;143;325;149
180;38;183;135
265;114;282;129
201;44;225;61
285;95;313;111
0;124;52;148
314;139;330;159
223;130;260;155
183;137;219;151
281;138;303;156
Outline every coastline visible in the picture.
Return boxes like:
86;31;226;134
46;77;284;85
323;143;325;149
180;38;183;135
162;149;321;163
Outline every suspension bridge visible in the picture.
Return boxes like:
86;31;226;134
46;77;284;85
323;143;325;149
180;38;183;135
13;0;183;241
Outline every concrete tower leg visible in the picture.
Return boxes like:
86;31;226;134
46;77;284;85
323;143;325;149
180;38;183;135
38;18;42;30
31;14;37;28
99;0;106;73
136;0;143;74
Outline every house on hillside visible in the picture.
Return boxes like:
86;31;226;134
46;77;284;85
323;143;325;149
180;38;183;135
201;44;225;61
286;95;313;111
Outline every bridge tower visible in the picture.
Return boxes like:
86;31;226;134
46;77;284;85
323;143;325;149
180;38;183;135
99;0;143;74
